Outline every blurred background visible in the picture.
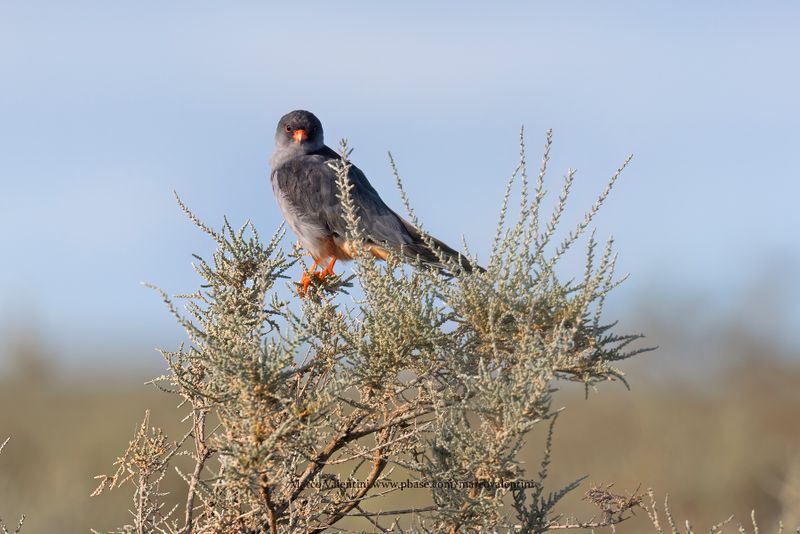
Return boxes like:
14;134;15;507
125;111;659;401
1;1;798;532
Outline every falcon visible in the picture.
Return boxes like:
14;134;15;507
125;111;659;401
269;110;477;295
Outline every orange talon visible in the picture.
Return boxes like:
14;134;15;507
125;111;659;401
296;257;339;297
298;275;311;297
318;257;338;280
297;260;318;297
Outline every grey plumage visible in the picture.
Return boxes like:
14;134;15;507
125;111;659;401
269;110;476;273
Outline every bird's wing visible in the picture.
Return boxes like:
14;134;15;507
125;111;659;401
274;149;479;271
273;152;414;248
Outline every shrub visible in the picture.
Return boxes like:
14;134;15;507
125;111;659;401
92;131;784;533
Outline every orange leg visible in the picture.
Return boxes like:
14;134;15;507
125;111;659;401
297;257;339;297
298;260;318;297
318;257;337;279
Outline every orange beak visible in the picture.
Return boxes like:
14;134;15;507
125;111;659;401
292;129;307;143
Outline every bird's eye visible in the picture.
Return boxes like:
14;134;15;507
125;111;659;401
284;124;292;132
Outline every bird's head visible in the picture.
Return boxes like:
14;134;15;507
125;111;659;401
274;110;324;153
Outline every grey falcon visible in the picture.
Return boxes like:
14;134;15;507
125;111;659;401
269;110;477;295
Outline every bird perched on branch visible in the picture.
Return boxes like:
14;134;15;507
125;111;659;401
269;110;478;295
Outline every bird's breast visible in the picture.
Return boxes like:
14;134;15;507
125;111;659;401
270;181;330;260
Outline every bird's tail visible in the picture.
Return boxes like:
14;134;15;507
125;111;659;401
396;218;484;273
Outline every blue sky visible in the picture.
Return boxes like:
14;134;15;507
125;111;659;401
1;1;798;372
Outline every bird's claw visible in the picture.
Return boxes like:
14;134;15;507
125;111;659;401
297;275;312;297
296;269;336;297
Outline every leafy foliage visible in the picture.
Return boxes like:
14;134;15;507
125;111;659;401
97;130;767;533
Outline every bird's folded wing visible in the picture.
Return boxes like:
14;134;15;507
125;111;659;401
273;154;414;248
